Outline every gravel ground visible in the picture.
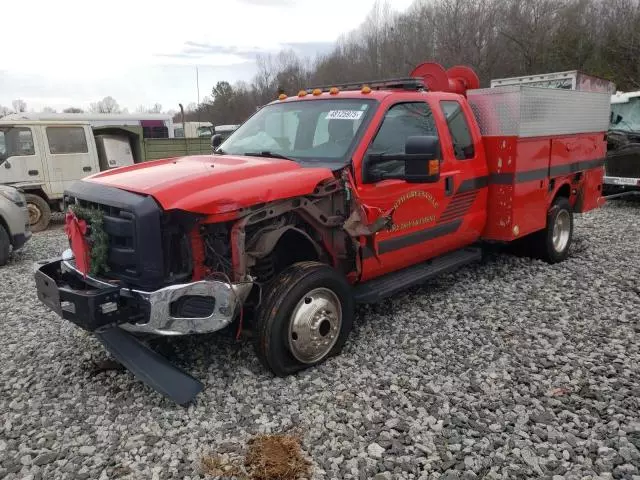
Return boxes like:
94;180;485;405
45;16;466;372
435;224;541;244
1;200;639;480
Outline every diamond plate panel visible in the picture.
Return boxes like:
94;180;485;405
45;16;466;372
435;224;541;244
468;86;611;138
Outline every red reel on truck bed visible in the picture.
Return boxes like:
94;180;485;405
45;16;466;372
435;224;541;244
411;62;480;96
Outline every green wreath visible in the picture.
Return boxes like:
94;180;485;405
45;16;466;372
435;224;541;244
68;204;110;276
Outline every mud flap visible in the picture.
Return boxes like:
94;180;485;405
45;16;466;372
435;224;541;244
95;326;204;405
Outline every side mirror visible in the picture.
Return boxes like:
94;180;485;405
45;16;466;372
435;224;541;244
404;136;440;183
211;133;223;151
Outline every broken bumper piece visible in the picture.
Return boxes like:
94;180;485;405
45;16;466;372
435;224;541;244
95;325;204;405
33;251;253;405
34;250;253;335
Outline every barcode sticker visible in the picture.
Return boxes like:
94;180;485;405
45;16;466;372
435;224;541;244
325;110;364;120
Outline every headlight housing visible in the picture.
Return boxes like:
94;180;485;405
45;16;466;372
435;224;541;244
0;185;26;206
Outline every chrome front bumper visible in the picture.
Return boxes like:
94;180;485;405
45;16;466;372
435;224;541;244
604;175;640;188
35;249;253;336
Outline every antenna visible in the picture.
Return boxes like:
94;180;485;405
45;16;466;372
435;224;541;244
196;66;201;128
196;66;200;106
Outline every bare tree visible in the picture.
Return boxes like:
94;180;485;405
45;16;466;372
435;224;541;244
137;103;163;113
0;105;10;118
89;96;121;114
63;107;84;113
12;99;27;113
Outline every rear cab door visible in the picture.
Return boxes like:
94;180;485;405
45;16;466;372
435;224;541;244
351;92;487;281
43;125;99;196
436;96;489;245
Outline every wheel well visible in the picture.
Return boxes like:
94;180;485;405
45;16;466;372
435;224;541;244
273;229;321;267
554;183;571;200
22;188;50;203
251;228;324;283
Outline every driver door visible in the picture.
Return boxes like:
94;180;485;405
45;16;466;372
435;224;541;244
0;126;47;188
352;98;464;281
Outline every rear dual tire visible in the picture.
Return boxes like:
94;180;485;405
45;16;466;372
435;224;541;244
533;196;574;263
25;194;51;233
254;261;354;376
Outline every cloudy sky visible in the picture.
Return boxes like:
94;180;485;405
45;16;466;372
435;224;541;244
1;0;414;113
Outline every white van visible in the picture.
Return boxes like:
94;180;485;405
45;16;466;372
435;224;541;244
0;121;133;231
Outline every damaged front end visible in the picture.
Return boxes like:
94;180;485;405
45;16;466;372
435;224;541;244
33;181;260;405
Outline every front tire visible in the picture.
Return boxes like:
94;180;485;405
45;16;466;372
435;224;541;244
535;196;574;263
0;225;10;266
254;261;354;376
25;194;51;232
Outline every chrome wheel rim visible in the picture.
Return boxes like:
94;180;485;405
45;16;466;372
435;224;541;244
552;209;571;253
27;203;41;225
287;287;342;364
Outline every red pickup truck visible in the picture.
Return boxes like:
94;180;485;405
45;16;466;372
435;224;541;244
34;62;611;404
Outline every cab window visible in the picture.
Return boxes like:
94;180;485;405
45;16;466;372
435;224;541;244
366;102;439;177
440;101;474;160
0;127;35;161
46;127;88;154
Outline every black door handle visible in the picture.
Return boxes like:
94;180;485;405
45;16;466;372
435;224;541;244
28;169;39;176
445;176;454;196
83;166;92;172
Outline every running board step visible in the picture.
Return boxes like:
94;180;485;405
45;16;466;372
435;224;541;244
353;247;482;304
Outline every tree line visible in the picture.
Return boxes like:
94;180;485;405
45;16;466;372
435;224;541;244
0;97;171;117
182;0;640;126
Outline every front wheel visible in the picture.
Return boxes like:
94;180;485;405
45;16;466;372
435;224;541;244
0;225;10;266
254;261;354;376
535;196;574;263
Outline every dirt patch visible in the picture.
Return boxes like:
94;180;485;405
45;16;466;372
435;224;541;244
201;433;310;480
245;434;311;480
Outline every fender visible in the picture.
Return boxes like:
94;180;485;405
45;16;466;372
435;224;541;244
5;181;47;193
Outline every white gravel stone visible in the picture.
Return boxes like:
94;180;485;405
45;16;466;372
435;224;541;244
367;443;385;459
0;201;639;479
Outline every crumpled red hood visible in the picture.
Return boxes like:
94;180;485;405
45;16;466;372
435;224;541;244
85;155;335;215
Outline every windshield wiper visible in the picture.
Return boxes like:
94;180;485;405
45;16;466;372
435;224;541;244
243;151;296;161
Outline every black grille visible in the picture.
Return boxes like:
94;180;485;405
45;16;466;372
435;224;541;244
64;181;165;290
605;147;640;178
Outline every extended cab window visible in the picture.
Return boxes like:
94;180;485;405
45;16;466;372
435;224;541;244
440;101;474;160
0;127;35;163
366;102;438;177
46;127;88;154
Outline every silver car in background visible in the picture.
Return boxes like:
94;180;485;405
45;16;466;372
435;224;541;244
0;185;31;265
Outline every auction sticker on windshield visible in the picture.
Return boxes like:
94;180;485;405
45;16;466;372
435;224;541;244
326;110;364;120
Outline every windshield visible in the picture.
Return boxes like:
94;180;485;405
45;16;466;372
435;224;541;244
218;98;377;164
610;97;640;133
0;127;35;163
